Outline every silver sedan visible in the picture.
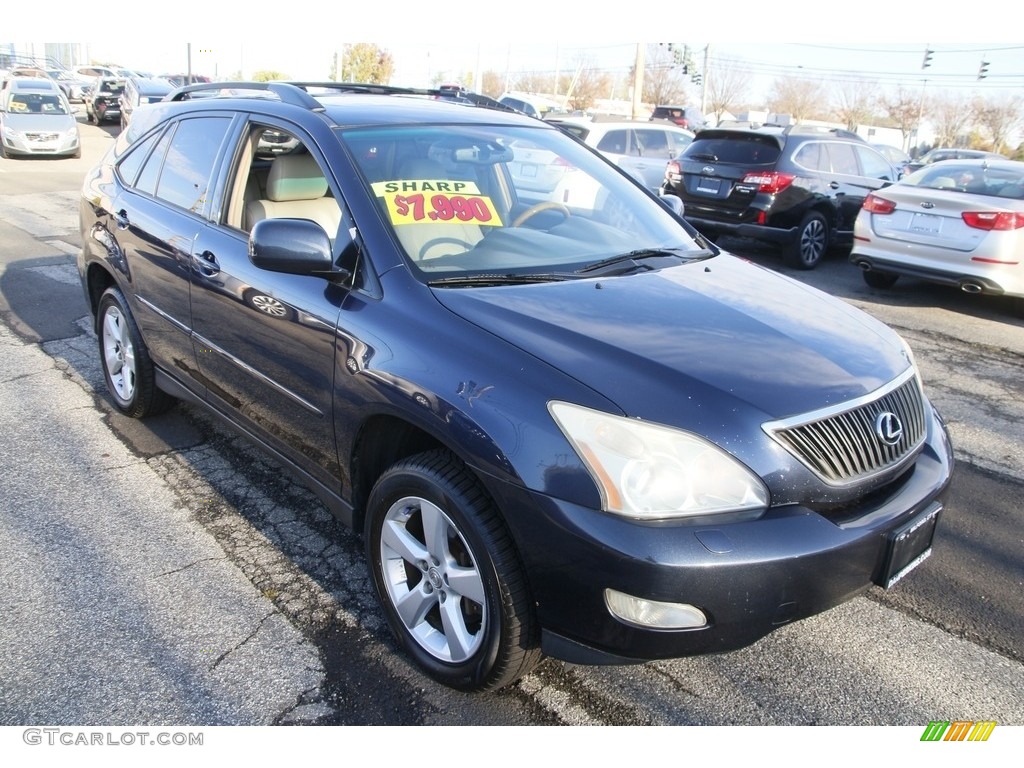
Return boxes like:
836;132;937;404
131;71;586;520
851;158;1024;315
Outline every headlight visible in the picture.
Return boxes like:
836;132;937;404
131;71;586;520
549;401;769;520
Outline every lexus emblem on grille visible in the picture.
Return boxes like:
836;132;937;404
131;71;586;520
875;412;904;445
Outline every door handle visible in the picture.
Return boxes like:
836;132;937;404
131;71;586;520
192;250;220;276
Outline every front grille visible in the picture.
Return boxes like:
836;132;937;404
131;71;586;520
26;133;59;142
764;371;927;486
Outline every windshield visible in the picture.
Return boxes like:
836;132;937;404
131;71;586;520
338;123;706;283
5;92;69;115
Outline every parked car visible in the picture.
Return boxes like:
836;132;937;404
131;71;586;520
650;104;706;130
85;77;126;124
662;124;901;268
0;77;80;158
549;116;695;197
497;91;559;119
45;69;93;102
851;158;1024;316
159;73;212;88
905;147;1006;174
77;81;952;692
119;76;174;129
872;143;913;177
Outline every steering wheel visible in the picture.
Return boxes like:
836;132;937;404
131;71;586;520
512;201;571;228
418;237;474;261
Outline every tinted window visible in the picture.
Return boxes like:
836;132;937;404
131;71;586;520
682;134;781;165
636;128;669;156
793;142;827;171
596;129;629;154
140;117;231;214
825;142;859;175
117;131;161;187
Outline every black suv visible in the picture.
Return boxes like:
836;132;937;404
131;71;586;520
662;124;900;268
77;82;951;691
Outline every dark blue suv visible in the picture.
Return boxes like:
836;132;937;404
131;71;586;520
78;82;952;691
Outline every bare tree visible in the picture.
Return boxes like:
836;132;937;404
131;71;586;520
831;78;878;132
929;91;975;147
512;72;555;94
561;60;612;112
973;94;1024;155
480;71;504;98
879;85;926;150
641;43;691;106
704;60;749;124
766;77;828;123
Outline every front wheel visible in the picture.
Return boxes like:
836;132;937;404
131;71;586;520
366;450;541;691
784;211;829;269
97;286;175;418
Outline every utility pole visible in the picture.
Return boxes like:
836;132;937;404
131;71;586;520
631;44;645;119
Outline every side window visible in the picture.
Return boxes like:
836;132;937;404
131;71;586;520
116;130;162;187
855;145;895;181
825;142;859;176
226;123;344;246
637;129;669;157
135;129;172;196
667;131;692;155
596;129;629;155
148;117;232;214
793;142;826;172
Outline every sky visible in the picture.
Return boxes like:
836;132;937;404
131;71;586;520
7;3;1023;105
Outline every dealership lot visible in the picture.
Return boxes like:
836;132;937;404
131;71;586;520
1;110;1022;726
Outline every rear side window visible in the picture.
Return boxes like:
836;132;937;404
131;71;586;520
682;135;781;165
596;129;630;155
133;116;232;215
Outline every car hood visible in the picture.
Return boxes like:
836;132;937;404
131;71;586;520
3;113;77;132
431;254;910;427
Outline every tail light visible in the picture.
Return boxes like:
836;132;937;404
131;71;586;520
741;171;795;194
863;193;897;214
665;160;681;180
961;211;1024;231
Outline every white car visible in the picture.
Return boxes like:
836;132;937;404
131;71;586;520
0;77;81;158
851;158;1024;316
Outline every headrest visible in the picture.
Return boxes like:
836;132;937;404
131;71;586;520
266;154;328;202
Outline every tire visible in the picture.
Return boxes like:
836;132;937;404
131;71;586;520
862;269;899;289
784;211;829;269
366;449;541;691
97;286;175;418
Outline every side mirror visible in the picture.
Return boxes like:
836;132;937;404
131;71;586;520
658;193;685;218
248;218;351;282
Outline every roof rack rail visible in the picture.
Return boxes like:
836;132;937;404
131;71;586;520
781;123;864;141
163;80;517;114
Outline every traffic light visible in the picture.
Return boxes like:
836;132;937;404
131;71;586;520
692;72;702;85
921;47;933;69
978;59;990;80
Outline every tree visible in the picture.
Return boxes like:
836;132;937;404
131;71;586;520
251;70;289;82
641;43;691;106
704;60;749;125
480;70;505;98
335;44;394;84
973;94;1024;155
766;77;828;123
930;92;975;148
879;86;925;150
558;58;612;112
831;78;878;132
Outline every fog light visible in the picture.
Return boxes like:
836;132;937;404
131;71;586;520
604;589;707;629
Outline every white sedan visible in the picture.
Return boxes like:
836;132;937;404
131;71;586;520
851;158;1024;316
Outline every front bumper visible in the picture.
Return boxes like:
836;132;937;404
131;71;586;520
2;133;80;157
486;404;953;665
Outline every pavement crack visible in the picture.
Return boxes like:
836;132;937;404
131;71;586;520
155;556;227;577
210;611;276;671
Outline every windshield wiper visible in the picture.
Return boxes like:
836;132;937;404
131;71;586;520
576;248;713;276
427;272;579;287
688;152;719;162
